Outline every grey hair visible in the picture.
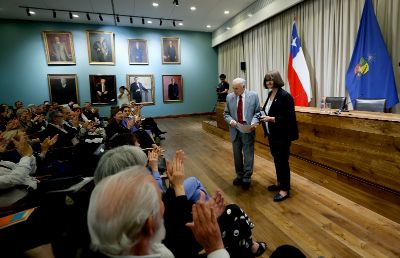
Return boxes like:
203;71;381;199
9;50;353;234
94;145;148;184
232;77;246;88
88;166;160;255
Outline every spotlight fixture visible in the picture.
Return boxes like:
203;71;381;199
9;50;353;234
86;13;90;20
142;18;145;24
190;6;196;11
69;11;73;19
159;19;162;26
116;15;120;22
26;8;31;16
130;17;133;23
173;20;176;27
178;22;183;26
99;13;103;21
52;10;56;18
173;0;179;6
152;2;159;7
147;20;152;24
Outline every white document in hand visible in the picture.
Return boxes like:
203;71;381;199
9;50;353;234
237;123;253;133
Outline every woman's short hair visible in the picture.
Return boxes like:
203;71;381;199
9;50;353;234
94;145;148;184
263;70;285;88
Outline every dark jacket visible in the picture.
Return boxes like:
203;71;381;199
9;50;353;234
261;88;299;142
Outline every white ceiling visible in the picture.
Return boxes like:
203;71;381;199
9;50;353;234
0;0;258;32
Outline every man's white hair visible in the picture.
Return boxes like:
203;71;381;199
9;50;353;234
88;166;160;255
94;145;148;184
232;77;246;88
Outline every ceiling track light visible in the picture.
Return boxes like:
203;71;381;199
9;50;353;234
142;18;145;24
53;10;56;18
130;17;133;23
86;13;90;20
99;13;103;21
116;15;120;22
159;19;162;26
26;8;31;16
173;0;179;6
173;20;176;27
69;11;73;19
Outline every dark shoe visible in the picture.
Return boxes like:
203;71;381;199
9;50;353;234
273;192;290;202
159;131;167;135
233;178;242;186
253;241;267;257
158;136;166;140
267;184;280;192
241;181;251;190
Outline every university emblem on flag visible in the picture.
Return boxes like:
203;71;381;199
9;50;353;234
354;56;371;77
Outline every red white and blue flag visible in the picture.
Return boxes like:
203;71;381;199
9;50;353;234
288;21;312;106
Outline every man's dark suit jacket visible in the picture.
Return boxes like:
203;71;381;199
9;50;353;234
261;88;299;142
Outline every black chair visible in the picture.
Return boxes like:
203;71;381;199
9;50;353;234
354;98;386;112
325;97;347;110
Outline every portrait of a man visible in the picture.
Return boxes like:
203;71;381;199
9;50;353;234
162;37;180;64
42;32;76;65
86;31;115;65
48;74;79;104
163;75;183;102
127;75;155;105
129;39;148;64
89;75;117;104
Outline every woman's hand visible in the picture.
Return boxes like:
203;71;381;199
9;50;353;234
260;115;275;123
166;150;185;196
147;149;159;172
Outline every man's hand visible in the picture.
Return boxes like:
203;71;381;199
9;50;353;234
186;201;225;254
208;191;226;218
229;120;238;127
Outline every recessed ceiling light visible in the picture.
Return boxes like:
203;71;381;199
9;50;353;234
178;22;183;26
226;27;231;30
206;25;211;28
224;10;229;14
147;20;152;24
152;2;159;7
29;11;36;15
248;13;253;17
72;14;79;18
190;6;196;11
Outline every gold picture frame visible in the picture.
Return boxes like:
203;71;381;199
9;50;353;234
47;74;79;104
89;75;117;104
127;74;155;105
162;75;183;103
86;31;115;65
161;37;181;64
42;31;76;65
128;39;149;65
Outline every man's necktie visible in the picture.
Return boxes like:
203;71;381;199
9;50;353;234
237;95;243;124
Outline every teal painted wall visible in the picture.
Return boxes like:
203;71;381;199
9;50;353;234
0;19;218;117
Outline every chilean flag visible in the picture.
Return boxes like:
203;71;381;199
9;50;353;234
288;21;312;106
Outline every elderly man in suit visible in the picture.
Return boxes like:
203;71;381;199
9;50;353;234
224;78;260;190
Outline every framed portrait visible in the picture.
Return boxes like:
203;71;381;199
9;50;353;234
162;75;183;103
86;31;115;65
89;75;117;105
161;37;181;64
128;39;149;65
47;74;79;105
127;74;155;105
42;31;75;65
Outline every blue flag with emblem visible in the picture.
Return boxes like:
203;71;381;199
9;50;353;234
345;0;399;109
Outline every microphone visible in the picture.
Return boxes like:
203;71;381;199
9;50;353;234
335;100;352;114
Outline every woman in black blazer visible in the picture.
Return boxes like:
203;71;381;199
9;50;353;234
259;70;299;202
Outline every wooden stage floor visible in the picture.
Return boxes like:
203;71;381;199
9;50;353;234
156;116;400;258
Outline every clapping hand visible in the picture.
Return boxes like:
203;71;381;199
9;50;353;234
147;148;159;172
12;135;33;157
166;150;185;196
186;200;225;254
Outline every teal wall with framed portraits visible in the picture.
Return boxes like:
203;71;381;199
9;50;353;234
0;19;218;117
